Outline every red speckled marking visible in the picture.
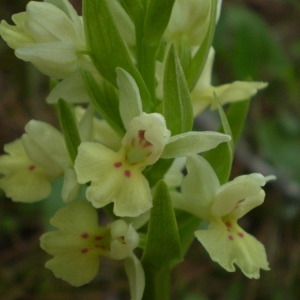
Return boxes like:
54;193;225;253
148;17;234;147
28;165;36;171
138;130;152;147
95;236;103;241
228;235;234;241
114;162;122;168
225;221;232;228
124;170;131;177
81;233;89;239
97;245;107;250
238;232;244;238
81;248;89;254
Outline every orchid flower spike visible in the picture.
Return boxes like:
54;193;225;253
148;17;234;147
174;155;274;278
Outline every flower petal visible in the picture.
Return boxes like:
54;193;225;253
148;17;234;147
0;16;33;49
0;167;51;202
0;139;51;202
164;0;211;46
40;201;107;286
112;170;152;217
195;221;270;278
212;174;266;219
162;131;230;158
163;157;186;188
25;1;78;43
49;200;98;231
22;120;68;175
61;167;81;202
210;81;268;108
75;142;117;184
75;142;152;217
44;250;99;287
110;221;139;260
125;254;145;300
46;71;91;104
122;113;171;166
16;42;78;78
180;155;219;219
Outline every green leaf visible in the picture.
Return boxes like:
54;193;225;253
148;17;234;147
187;0;218;90
176;210;201;255
204;98;249;184
142;180;182;269
82;71;125;136
83;0;152;111
205;99;233;184
227;99;250;145
163;45;193;135
177;37;192;78
143;0;175;46
143;158;173;188
56;99;81;163
119;0;144;29
116;68;143;128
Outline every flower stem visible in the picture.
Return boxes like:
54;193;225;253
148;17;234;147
142;266;171;300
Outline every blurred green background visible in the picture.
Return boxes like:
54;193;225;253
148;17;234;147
1;0;300;299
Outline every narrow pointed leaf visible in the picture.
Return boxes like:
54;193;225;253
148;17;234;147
187;0;218;90
163;45;193;135
143;0;175;46
143;158;173;188
142;180;181;269
83;71;125;136
56;99;81;163
204;100;250;184
176;210;201;255
227;99;250;144
83;0;151;111
119;0;144;28
204;96;234;184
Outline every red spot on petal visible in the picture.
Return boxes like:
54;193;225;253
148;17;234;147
81;233;89;239
238;232;244;238
228;235;234;241
28;165;36;171
225;221;232;228
124;170;131;177
81;248;89;254
114;162;122;168
138;130;152;147
95;236;103;241
96;245;107;250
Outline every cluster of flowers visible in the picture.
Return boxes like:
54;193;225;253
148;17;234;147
0;0;273;298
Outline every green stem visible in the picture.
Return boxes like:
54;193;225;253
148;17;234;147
142;266;171;300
